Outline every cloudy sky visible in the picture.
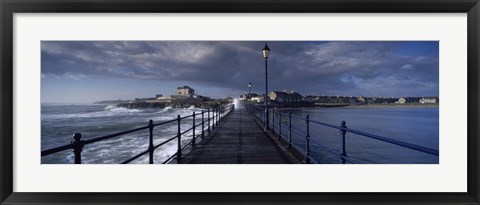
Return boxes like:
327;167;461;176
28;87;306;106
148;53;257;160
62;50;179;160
41;41;438;104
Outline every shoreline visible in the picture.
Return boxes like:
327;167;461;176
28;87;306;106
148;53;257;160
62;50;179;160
346;103;439;108
273;103;439;110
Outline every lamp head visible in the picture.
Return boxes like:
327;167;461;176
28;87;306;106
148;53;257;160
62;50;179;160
262;43;270;59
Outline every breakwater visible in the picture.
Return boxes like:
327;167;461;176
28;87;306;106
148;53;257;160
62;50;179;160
117;100;231;109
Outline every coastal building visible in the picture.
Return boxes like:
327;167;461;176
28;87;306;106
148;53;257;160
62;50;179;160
316;96;331;103
152;96;172;103
406;97;422;103
420;97;438;104
304;95;318;102
268;91;303;103
397;97;407;104
142;86;208;103
365;97;377;104
175;86;195;97
251;95;265;103
347;97;360;104
241;93;261;102
357;97;366;104
239;94;246;101
375;97;398;104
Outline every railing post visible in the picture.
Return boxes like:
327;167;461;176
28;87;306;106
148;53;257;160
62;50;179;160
340;121;347;164
261;107;263;120
207;109;211;133
212;108;215;130
278;109;282;139
272;108;275;132
72;133;84;164
305;115;311;164
265;105;269;131
192;112;196;147
201;110;205;139
260;108;263;123
288;112;292;148
148;120;154;164
176;115;182;163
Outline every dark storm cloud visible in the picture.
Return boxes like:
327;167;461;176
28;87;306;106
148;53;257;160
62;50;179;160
41;41;439;97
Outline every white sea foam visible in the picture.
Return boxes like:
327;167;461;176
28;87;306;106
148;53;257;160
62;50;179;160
105;105;116;110
79;129;183;164
157;106;173;114
107;107;142;113
105;105;142;113
42;106;144;120
151;107;201;122
43;105;212;164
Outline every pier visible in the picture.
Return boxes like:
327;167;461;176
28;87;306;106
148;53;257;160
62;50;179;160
41;102;439;164
177;108;298;164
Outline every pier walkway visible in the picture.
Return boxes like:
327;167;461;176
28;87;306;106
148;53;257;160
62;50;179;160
179;107;299;164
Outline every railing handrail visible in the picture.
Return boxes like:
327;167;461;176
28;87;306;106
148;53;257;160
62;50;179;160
41;143;74;156
248;104;439;164
344;127;439;156
41;104;235;164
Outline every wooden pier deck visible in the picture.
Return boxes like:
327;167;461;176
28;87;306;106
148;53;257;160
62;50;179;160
179;107;299;164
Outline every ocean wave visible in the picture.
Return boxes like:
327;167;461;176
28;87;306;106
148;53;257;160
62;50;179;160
78;129;185;164
42;106;144;120
142;107;207;121
42;105;209;164
105;105;142;113
157;107;173;114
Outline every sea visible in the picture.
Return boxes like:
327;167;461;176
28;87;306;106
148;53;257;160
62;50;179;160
272;105;439;164
41;104;209;164
41;102;439;164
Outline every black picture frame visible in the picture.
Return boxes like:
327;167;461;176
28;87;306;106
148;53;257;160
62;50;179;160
1;0;479;204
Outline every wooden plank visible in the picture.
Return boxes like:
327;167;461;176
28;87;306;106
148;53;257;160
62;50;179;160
180;108;298;164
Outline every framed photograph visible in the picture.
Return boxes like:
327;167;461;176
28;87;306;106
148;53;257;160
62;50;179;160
1;0;479;204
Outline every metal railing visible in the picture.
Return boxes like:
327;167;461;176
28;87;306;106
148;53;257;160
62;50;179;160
41;104;235;164
248;104;439;164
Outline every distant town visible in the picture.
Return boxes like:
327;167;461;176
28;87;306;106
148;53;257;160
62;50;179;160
95;85;438;109
95;86;233;108
240;90;438;108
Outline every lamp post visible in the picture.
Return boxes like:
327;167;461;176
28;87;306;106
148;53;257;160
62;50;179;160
248;82;252;111
262;43;270;131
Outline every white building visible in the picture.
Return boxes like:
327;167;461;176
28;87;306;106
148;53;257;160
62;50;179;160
251;96;264;103
175;86;195;97
396;97;407;104
420;97;438;104
268;91;303;103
